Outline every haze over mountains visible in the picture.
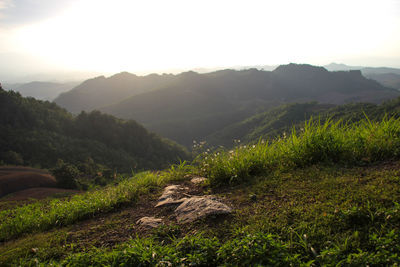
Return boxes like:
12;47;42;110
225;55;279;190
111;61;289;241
3;81;79;101
4;62;400;104
324;63;400;90
54;63;400;147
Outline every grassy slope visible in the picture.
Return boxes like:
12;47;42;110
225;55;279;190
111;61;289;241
206;97;400;148
1;118;400;266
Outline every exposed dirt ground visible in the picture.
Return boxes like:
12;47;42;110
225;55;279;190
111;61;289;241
62;179;231;249
0;166;50;175
0;166;57;198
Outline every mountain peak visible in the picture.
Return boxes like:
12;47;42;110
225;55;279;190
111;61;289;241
109;72;137;79
180;70;199;76
273;63;328;75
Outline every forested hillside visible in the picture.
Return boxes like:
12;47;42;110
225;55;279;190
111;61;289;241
0;87;188;172
207;98;400;147
54;64;398;147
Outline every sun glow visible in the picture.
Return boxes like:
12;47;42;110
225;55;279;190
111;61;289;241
8;0;400;73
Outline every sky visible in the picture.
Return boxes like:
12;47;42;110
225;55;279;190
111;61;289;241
1;0;400;82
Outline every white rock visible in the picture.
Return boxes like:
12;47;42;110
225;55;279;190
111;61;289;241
158;185;185;201
174;196;232;223
136;217;163;228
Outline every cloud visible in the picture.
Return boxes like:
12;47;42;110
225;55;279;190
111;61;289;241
0;0;13;20
0;0;79;27
0;0;13;9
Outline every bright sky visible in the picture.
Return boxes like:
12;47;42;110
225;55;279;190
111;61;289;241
1;0;400;80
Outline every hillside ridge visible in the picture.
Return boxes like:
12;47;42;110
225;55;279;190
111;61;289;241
0;87;188;172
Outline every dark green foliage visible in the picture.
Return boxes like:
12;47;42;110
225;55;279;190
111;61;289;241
44;233;301;266
1;150;24;165
207;102;332;147
318;204;400;266
0;87;189;172
51;160;80;189
217;232;300;266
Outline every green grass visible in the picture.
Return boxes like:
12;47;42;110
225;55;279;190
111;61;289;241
200;117;400;186
2;162;400;266
2;117;400;266
0;162;192;242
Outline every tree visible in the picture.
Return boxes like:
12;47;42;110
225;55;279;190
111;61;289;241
51;160;80;189
2;151;24;165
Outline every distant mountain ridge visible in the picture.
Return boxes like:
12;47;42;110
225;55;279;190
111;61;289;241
324;62;400;75
54;63;400;147
364;73;400;90
324;63;400;89
3;81;79;101
54;72;177;113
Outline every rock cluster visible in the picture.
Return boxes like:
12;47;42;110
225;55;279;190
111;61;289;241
155;185;188;208
136;177;232;228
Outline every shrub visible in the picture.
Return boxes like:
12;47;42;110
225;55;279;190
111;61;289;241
51;160;80;189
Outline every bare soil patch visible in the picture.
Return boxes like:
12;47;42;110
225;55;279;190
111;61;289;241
1;187;79;201
0;166;50;176
0;166;56;198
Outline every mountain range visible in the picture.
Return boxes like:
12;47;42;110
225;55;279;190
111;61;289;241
324;63;400;90
3;81;79;101
54;63;400;147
